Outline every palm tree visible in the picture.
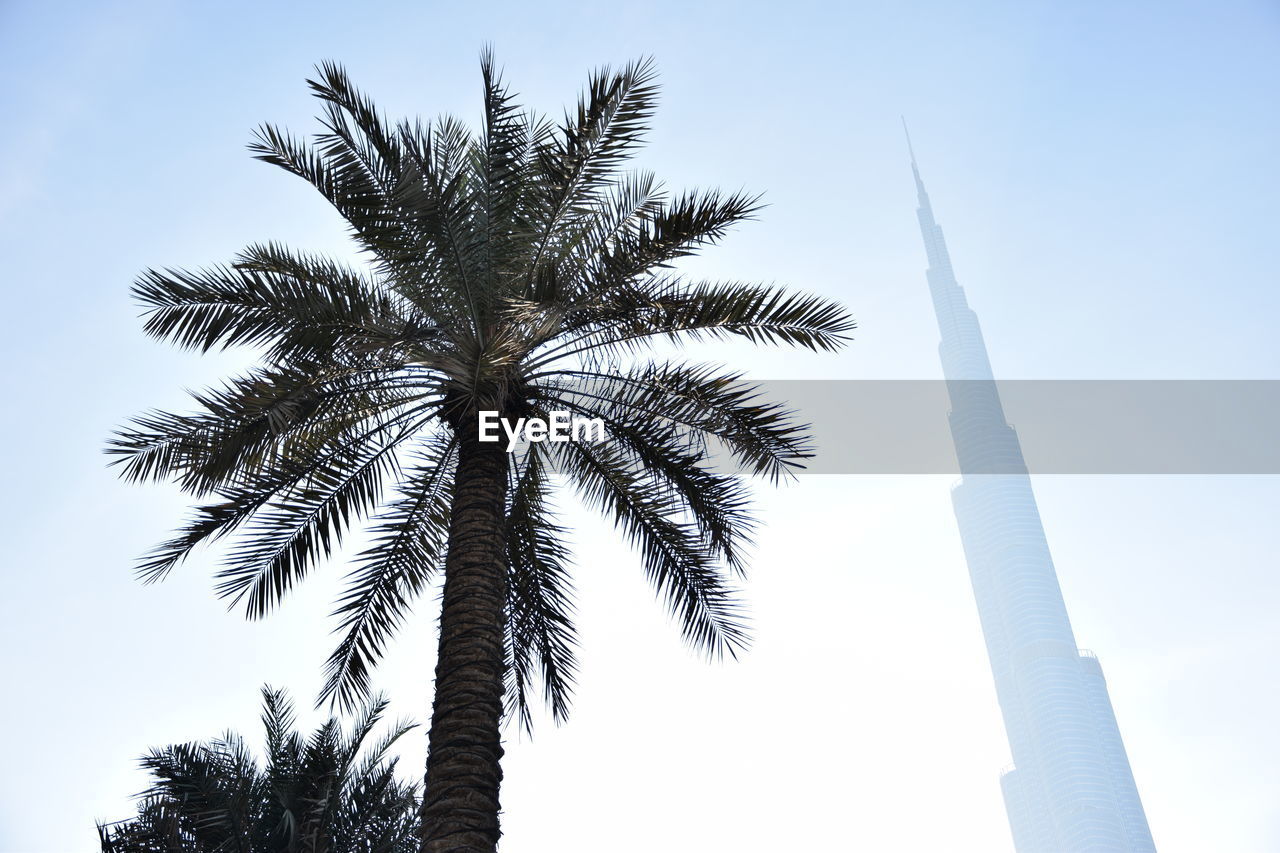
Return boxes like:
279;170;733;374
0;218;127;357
107;54;854;852
98;687;419;852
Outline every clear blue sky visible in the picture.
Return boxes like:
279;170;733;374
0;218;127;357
1;1;1277;851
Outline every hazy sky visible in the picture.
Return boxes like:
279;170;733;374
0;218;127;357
1;1;1278;851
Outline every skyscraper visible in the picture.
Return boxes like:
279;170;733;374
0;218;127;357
907;130;1157;852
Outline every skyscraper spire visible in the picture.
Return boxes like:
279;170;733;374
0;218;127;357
903;117;933;215
908;135;1157;852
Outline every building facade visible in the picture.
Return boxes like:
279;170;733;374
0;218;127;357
908;137;1157;852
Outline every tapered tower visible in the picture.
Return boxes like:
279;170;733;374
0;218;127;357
907;128;1156;852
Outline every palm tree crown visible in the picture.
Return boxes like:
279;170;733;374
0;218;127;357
108;54;854;850
98;688;419;852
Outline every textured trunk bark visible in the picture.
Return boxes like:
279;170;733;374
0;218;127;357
420;431;510;853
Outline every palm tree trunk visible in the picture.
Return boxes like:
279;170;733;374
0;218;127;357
421;430;510;853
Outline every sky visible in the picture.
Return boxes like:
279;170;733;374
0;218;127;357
1;1;1278;850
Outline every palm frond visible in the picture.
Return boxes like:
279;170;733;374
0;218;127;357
554;438;749;659
541;391;757;573
124;389;427;584
132;246;405;362
320;435;457;712
536;361;812;482
215;415;414;618
535;278;854;371
527;57;659;275
504;446;578;730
